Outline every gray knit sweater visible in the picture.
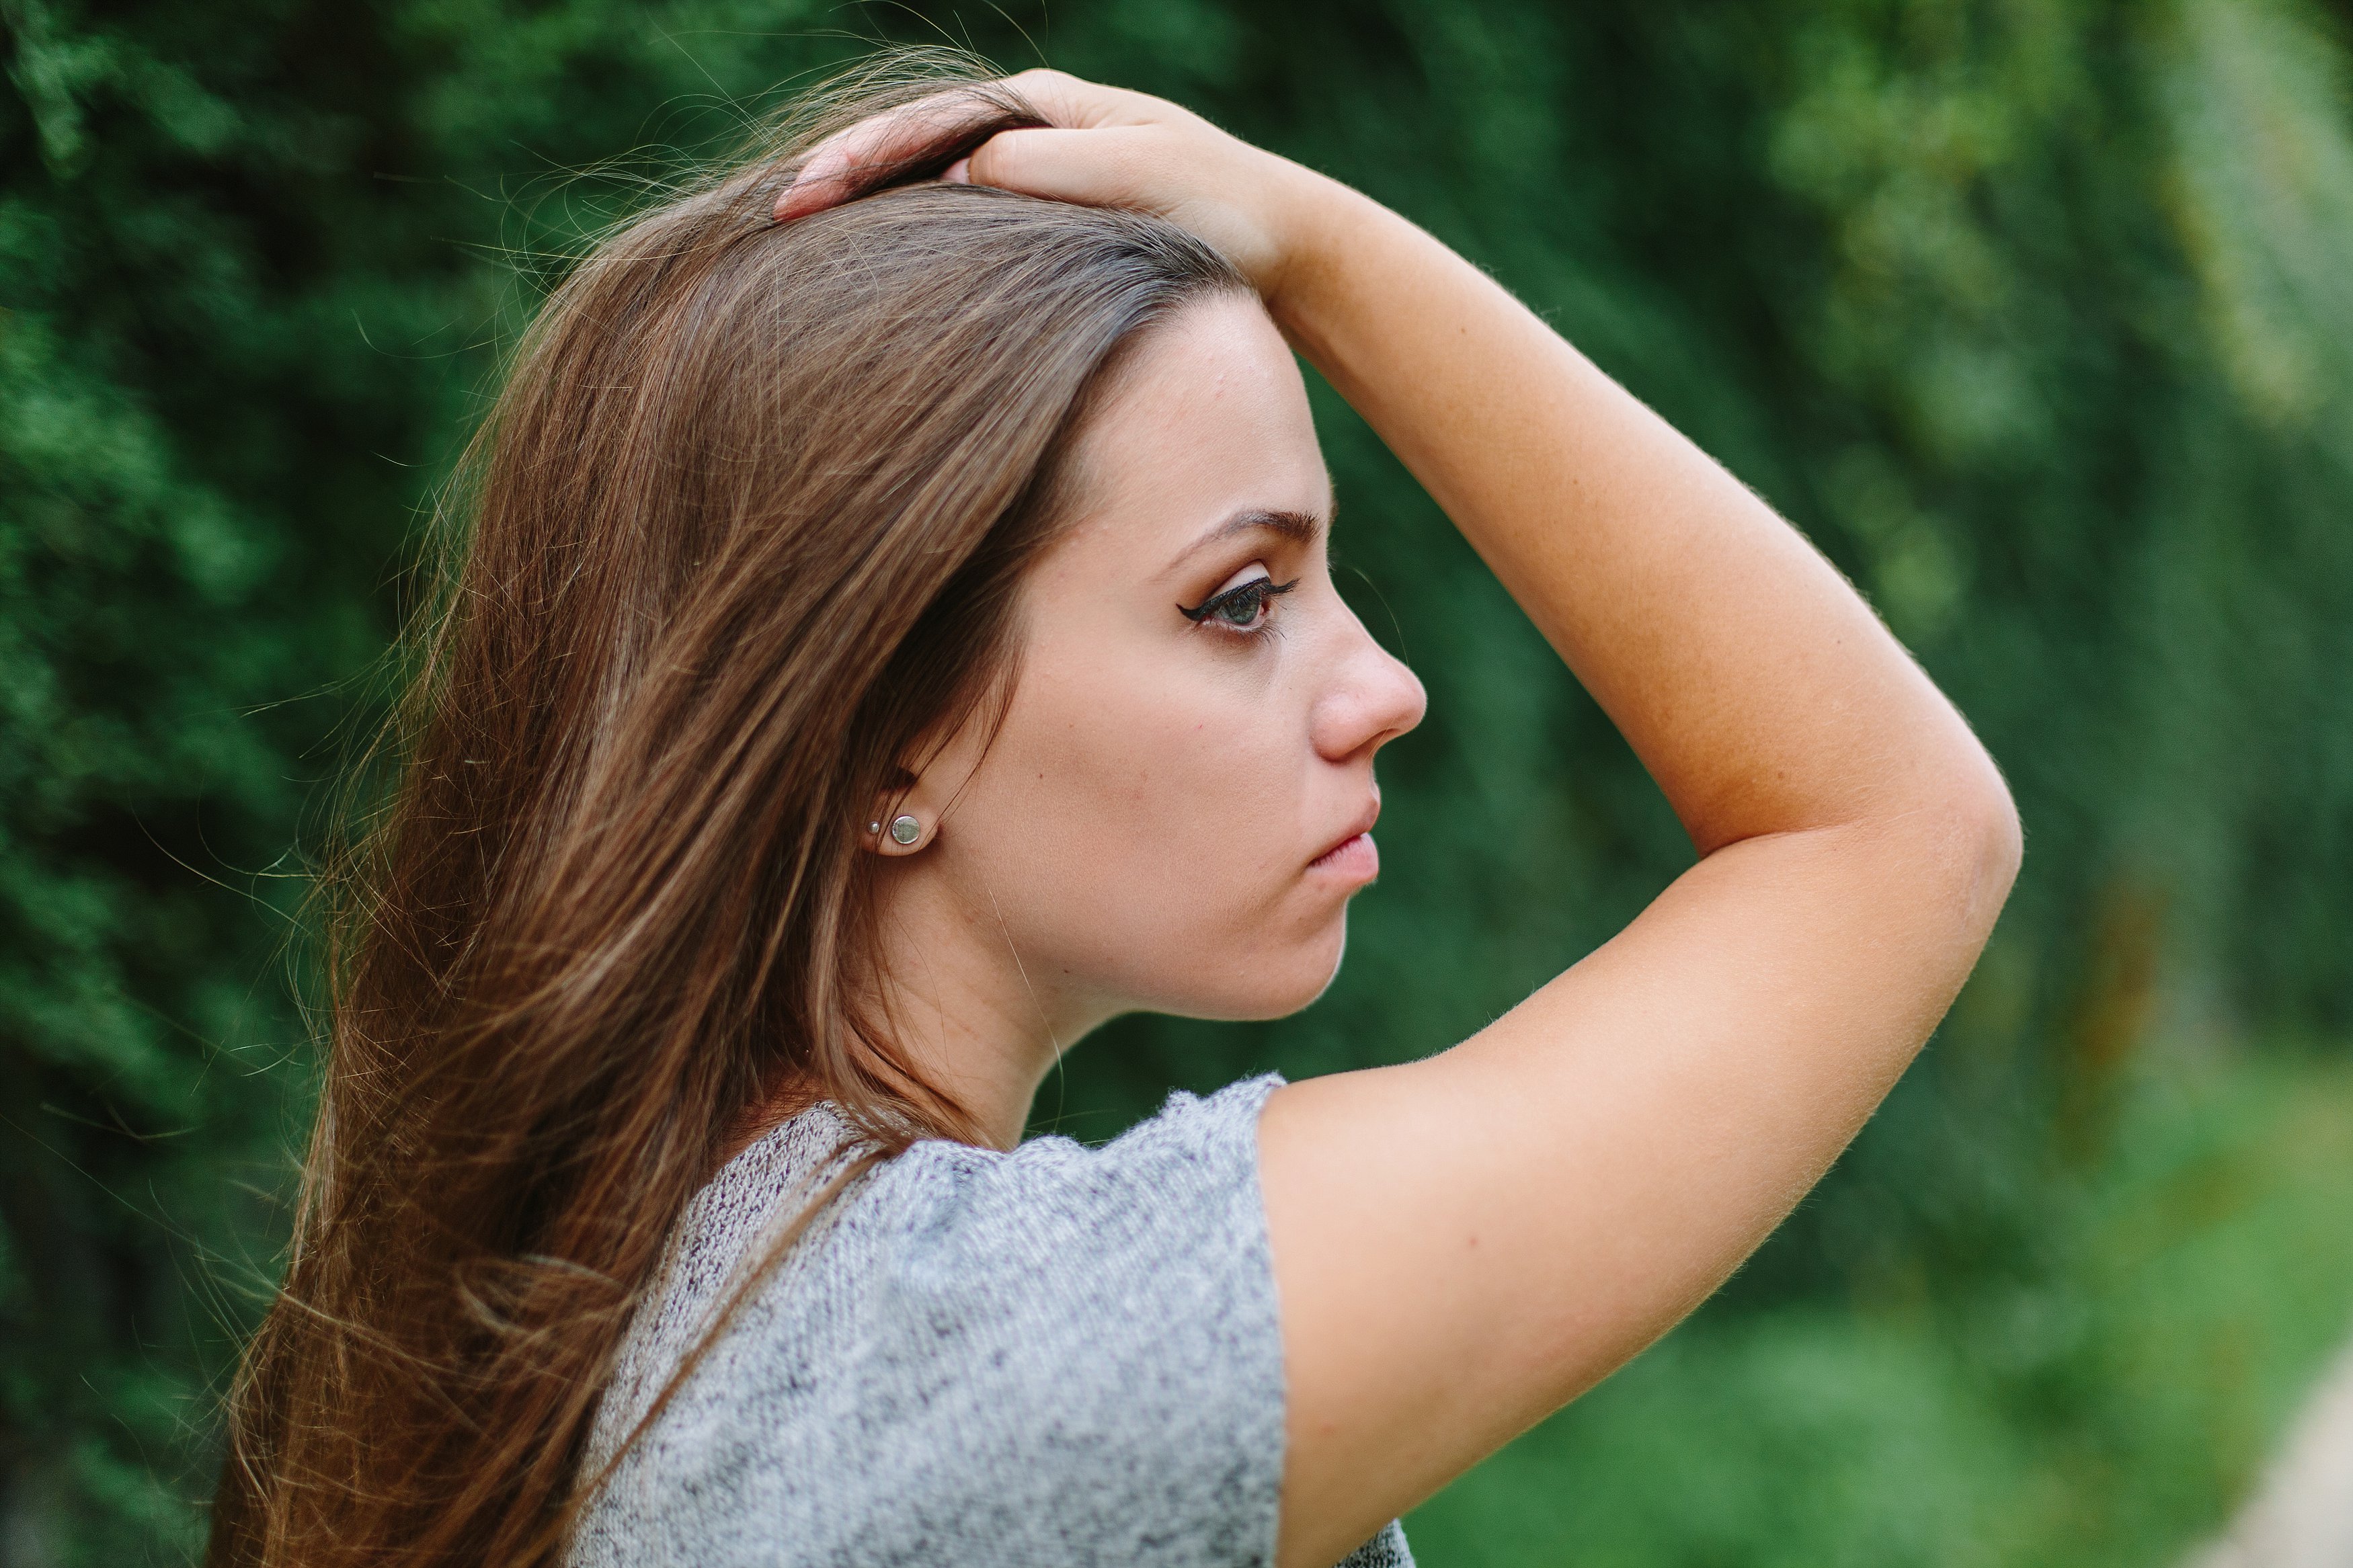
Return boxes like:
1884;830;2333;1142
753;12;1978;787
568;1074;1412;1567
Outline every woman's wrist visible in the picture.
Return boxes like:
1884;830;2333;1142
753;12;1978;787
1246;156;1353;323
1248;166;1415;379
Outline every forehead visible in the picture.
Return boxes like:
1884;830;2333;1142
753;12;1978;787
1051;294;1331;569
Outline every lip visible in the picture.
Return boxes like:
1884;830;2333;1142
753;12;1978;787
1306;799;1383;881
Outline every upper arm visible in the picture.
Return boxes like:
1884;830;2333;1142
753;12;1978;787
1259;794;2019;1568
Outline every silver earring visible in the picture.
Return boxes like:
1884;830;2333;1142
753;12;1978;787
889;815;922;846
867;821;882;835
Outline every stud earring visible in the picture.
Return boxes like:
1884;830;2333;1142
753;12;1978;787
889;815;922;846
867;821;881;835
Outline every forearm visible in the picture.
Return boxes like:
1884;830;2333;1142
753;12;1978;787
1266;169;2006;855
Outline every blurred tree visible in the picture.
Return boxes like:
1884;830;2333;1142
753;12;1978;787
3;0;2352;1560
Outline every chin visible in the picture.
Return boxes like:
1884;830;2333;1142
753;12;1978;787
1217;919;1351;1022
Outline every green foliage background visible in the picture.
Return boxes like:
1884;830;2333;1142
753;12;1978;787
5;0;2353;1561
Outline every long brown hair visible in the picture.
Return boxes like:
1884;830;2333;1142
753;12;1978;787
209;56;1244;1567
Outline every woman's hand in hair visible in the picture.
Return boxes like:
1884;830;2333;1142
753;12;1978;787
774;71;1319;302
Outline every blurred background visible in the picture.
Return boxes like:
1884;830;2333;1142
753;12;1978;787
7;0;2353;1562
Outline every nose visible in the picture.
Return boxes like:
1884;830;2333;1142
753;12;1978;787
1310;604;1428;764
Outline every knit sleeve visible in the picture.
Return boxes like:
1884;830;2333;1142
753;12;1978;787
569;1071;1417;1568
845;1073;1295;1567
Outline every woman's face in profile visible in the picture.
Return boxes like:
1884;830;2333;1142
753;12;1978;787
904;294;1427;1029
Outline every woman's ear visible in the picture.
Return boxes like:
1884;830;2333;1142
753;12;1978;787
862;684;1000;858
863;803;932;856
863;765;932;856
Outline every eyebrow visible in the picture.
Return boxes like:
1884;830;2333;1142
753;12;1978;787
1162;507;1326;577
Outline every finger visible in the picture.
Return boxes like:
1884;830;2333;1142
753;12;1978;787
772;89;998;222
999;68;1156;130
963;126;1165;210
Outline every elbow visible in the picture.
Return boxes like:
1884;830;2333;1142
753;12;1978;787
1942;745;2023;932
1984;778;2024;897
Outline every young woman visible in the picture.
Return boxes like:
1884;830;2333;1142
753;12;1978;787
211;61;2020;1568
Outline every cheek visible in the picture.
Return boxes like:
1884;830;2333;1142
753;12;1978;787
955;642;1336;997
1006;649;1287;886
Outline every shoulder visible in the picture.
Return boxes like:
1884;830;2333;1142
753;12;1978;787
875;1073;1285;1253
575;1075;1294;1568
830;1073;1289;1393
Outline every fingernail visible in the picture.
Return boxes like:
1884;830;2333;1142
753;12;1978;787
943;157;972;185
774;152;846;221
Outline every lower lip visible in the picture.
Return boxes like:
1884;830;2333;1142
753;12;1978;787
1308;831;1379;884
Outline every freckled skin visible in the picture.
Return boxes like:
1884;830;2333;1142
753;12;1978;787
865;296;1425;1122
935;298;1419;1016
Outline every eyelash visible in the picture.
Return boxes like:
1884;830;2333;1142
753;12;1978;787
1179;575;1300;636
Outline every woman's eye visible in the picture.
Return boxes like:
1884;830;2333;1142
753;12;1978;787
1179;572;1300;633
1215;585;1269;626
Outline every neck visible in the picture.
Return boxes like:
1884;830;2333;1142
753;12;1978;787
856;860;1111;1151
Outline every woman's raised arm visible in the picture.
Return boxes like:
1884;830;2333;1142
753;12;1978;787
785;72;2022;1567
1250;168;2019;1564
